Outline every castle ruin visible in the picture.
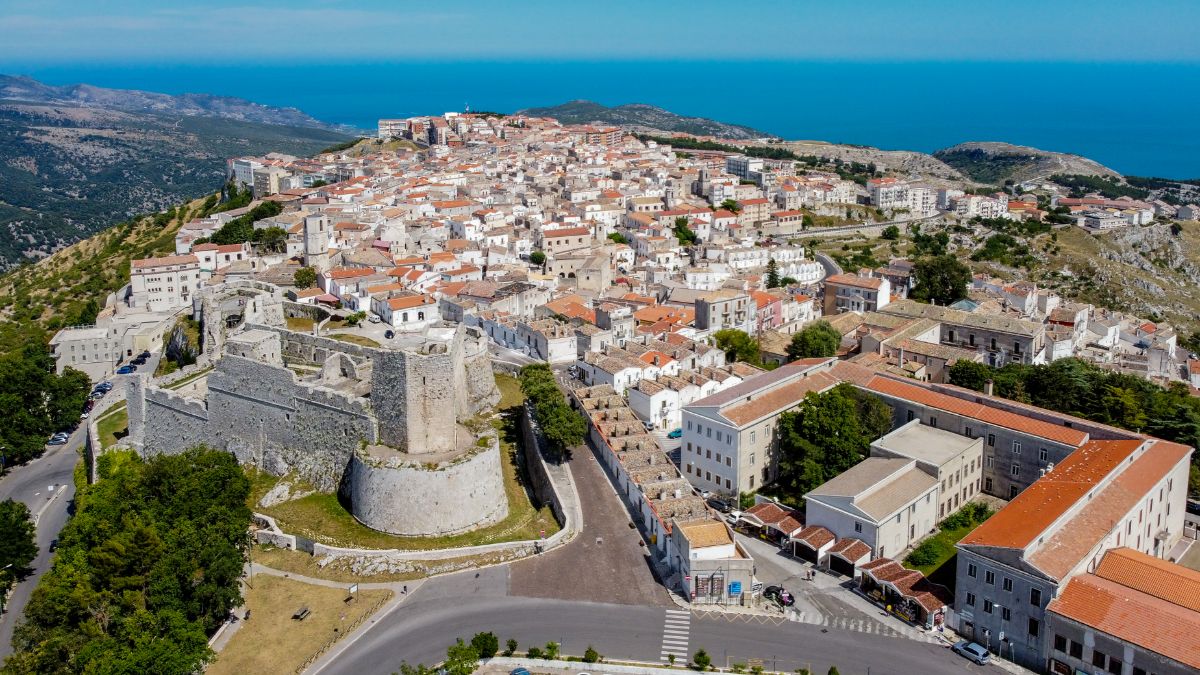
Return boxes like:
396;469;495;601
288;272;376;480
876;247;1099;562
126;281;508;537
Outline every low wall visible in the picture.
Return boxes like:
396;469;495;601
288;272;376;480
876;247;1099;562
520;401;565;525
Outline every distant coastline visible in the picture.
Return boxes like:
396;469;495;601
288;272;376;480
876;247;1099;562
7;60;1199;178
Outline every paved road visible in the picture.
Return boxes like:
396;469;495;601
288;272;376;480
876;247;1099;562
313;568;979;675
0;431;82;656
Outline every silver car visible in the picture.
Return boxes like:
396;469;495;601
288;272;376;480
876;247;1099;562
952;641;990;665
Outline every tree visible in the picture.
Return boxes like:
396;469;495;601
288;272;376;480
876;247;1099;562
911;255;971;305
692;648;712;671
252;225;288;253
583;646;601;663
673;217;698;246
529;250;546;266
765;258;781;288
719;199;741;214
294;266;318;289
828;668;841;675
881;225;900;240
0;343;92;467
504;638;518;657
520;363;584;460
0;499;37;593
607;232;629;245
947;361;994;392
780;276;798;286
543;641;560;660
470;632;499;659
713;329;760;364
787;321;840;360
443;638;480;675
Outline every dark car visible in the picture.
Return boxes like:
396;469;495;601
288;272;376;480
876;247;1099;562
139;351;151;359
764;585;795;607
116;365;135;375
384;330;395;339
667;428;683;439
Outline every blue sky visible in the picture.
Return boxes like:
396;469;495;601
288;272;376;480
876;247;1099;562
0;0;1198;63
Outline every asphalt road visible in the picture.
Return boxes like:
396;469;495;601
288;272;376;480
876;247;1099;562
314;568;980;675
0;429;82;657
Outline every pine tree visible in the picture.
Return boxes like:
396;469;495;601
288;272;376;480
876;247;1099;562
766;258;781;288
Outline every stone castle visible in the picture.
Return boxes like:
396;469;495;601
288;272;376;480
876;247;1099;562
126;281;508;537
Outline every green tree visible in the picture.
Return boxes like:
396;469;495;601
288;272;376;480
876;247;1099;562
673;217;698;246
719;199;741;214
252;225;288;253
583;646;601;663
470;631;499;659
713;329;760;364
0;344;92;467
765;258;781;288
519;364;585;460
881;225;900;240
787;321;840;360
828;668;841;675
692;648;712;671
530;250;546;266
0;499;37;593
504;638;518;657
293;266;318;289
443;638;480;675
607;232;629;245
947;360;994;392
544;641;560;660
911;255;971;305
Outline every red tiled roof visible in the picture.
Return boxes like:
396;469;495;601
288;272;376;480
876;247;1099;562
865;375;1089;447
1096;547;1200;612
827;538;871;563
794;526;835;549
960;439;1144;551
132;254;198;269
1048;572;1200;668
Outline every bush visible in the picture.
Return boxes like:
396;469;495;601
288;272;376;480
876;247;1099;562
544;641;560;660
526;647;543;659
503;638;518;657
692;648;712;671
583;646;600;663
470;631;499;659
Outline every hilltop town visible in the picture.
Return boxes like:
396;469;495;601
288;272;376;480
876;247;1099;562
28;111;1200;675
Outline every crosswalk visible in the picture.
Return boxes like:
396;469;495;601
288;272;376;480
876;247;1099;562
800;613;943;644
660;609;691;664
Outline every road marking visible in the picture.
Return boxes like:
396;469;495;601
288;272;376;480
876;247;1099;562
660;609;691;663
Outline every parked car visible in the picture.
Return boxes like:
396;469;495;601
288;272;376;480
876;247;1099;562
368;314;381;324
706;496;732;513
83;401;94;412
384;330;395;339
139;350;151;359
667;428;683;439
952;641;991;665
642;420;655;431
79;411;90;420
47;433;69;446
132;356;147;366
509;669;531;675
764;585;795;607
724;510;742;526
116;366;134;375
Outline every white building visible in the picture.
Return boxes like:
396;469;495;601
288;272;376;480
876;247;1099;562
128;255;207;312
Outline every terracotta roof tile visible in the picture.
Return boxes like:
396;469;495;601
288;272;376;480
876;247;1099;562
794;525;835;549
1096;547;1200;612
828;537;871;563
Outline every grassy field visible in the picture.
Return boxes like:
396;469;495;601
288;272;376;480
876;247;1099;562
96;407;128;449
250;373;560;550
251;544;513;583
286;316;315;332
206;574;391;675
903;504;992;591
328;333;380;348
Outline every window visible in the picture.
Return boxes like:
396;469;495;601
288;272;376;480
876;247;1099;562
983;599;993;614
750;430;756;443
929;416;938;428
725;457;731;467
725;478;731;489
750;452;756;466
1027;618;1039;638
967;563;977;578
986;455;994;468
1133;668;1147;675
715;453;722;463
1011;464;1020;477
1003;577;1013;592
985;571;995;585
705;471;711;481
965;592;976;607
1106;658;1121;675
854;522;862;533
706;427;712;438
906;410;914;422
687;442;692;453
1053;634;1067;653
706;449;712;459
687;421;692;430
965;426;974;438
1030;588;1042;607
1068;641;1083;659
1010;485;1019;498
1001;607;1011;621
1012;441;1022;454
985;477;993;492
988;433;995;447
1092;650;1107;668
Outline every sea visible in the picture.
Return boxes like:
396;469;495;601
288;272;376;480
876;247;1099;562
9;60;1200;179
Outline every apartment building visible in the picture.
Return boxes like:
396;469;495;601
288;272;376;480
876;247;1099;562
695;290;756;335
680;359;840;496
128;254;207;312
823;273;891;315
870;420;984;521
868;178;908;210
952;437;1192;670
725;155;764;180
879;299;1046;367
539;226;593;256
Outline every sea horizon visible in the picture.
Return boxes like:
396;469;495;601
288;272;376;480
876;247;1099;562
5;59;1198;179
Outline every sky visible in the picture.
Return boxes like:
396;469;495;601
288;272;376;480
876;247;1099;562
1;0;1199;64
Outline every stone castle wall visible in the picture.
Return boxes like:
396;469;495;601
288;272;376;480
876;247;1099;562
341;440;509;536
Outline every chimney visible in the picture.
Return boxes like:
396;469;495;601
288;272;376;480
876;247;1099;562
984;379;994;396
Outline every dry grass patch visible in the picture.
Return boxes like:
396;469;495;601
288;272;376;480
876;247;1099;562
252;544;516;583
207;574;391;675
328;333;381;348
286;316;315;332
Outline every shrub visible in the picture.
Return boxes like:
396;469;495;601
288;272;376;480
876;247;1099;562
526;647;543;659
470;631;499;659
583;646;600;663
692;648;712;671
503;638;518;657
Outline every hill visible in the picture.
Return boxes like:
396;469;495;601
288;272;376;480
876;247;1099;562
934;141;1121;184
518;100;770;140
0;76;354;269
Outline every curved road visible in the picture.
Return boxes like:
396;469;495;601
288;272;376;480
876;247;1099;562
311;566;977;675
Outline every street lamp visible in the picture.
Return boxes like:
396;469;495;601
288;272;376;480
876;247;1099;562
993;603;1012;662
